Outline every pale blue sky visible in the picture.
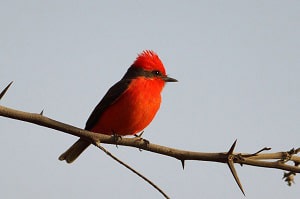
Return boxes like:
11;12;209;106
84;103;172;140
1;1;299;199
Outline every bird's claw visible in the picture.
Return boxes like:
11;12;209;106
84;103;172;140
133;131;150;151
134;131;149;144
112;134;122;148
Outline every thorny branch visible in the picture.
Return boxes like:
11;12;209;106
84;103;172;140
0;82;299;197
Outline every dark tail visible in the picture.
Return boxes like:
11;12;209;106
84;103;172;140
59;138;90;163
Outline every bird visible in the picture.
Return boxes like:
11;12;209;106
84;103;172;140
59;50;177;163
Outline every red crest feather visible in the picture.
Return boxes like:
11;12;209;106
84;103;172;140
132;50;166;75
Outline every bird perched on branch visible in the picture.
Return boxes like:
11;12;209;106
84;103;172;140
59;50;177;163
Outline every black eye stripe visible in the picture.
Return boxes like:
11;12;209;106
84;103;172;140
123;66;164;79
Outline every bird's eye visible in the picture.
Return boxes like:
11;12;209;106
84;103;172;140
152;70;161;76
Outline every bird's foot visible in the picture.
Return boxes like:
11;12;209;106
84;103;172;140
134;131;150;151
112;133;122;148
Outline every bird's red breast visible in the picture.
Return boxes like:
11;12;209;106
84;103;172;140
91;76;165;135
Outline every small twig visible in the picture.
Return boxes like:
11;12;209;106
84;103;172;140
252;147;272;156
242;147;272;158
94;142;170;199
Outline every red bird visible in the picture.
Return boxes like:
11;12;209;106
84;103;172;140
59;50;177;163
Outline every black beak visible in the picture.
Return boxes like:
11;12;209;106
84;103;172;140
163;76;178;82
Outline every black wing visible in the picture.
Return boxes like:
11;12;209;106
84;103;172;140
84;79;132;130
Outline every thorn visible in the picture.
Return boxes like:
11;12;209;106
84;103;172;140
226;139;246;196
0;81;13;100
227;158;245;196
181;160;185;170
134;131;145;138
40;109;44;115
228;139;237;155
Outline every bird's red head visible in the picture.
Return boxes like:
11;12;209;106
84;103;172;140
132;50;166;75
